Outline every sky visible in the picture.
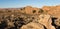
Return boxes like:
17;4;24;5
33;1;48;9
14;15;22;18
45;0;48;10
0;0;60;8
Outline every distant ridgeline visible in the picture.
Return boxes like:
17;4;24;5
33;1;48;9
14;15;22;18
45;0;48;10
0;5;60;17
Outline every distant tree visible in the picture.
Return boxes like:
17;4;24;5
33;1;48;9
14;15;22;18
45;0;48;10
20;7;25;10
8;10;11;12
38;9;44;13
33;10;36;13
20;8;23;10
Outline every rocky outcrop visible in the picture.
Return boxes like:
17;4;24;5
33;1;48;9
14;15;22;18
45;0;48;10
21;14;56;29
0;5;60;29
42;5;60;18
21;22;44;29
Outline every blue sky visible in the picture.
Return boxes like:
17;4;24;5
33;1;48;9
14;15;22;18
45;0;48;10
0;0;60;8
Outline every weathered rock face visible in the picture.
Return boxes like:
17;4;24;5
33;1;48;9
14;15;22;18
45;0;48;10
20;14;57;29
24;6;42;14
38;14;56;29
42;6;60;18
21;22;44;29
